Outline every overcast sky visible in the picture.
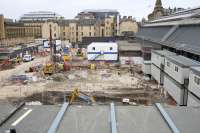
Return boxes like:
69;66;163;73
1;0;200;21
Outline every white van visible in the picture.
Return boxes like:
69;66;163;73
23;54;34;62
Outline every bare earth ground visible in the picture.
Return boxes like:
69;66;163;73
0;56;165;105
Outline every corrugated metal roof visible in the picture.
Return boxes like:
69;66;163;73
137;24;200;56
136;26;172;42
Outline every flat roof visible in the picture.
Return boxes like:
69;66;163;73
165;55;200;67
1;104;200;133
190;66;200;76
57;106;110;133
0;103;16;124
0;105;60;133
88;42;117;47
165;105;200;133
116;106;171;133
152;50;176;57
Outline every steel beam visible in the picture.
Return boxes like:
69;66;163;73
155;103;180;133
47;102;69;133
110;102;118;133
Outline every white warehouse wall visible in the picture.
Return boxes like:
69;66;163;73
151;64;161;84
164;75;183;105
142;61;151;75
187;92;200;107
151;52;162;68
189;71;200;98
164;58;188;84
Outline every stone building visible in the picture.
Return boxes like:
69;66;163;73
0;15;5;39
41;21;60;40
0;15;42;46
1;10;139;44
119;16;138;36
5;22;41;39
77;19;96;42
148;0;165;20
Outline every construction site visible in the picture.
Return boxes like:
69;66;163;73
2;1;200;132
0;39;185;133
0;43;165;106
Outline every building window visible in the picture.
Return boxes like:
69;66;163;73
54;33;56;37
175;66;178;72
110;47;113;50
89;32;91;36
92;47;95;50
63;32;65;36
143;53;151;61
82;32;83;36
167;62;170;67
194;76;200;85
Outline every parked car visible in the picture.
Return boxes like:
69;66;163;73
23;55;34;62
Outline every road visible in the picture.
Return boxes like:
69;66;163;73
0;56;49;82
0;56;49;100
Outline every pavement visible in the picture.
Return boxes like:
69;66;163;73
0;56;49;83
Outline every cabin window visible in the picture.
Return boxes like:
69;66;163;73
167;61;170;67
92;47;95;50
175;66;178;72
194;76;200;85
110;47;113;50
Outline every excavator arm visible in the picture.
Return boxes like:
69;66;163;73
69;88;95;104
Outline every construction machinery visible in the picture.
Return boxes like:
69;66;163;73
43;63;54;75
88;63;96;70
69;88;95;105
76;48;83;57
63;54;71;62
14;56;22;63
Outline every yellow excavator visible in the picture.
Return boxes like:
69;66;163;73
69;88;95;105
43;63;54;75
